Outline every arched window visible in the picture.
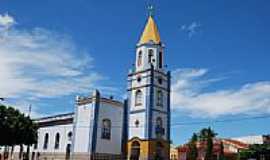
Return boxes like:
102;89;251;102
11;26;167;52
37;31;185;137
157;90;163;107
67;131;72;141
137;51;142;67
101;119;111;140
135;90;142;106
43;133;49;150
54;133;60;149
155;117;165;138
148;49;154;64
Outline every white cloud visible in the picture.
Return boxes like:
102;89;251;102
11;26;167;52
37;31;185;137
0;13;15;30
181;22;201;38
0;21;112;100
171;68;270;118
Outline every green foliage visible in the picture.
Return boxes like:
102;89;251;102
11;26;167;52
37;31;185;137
186;127;218;160
187;133;198;160
199;127;217;160
238;144;270;160
199;127;217;141
0;105;38;146
205;136;213;160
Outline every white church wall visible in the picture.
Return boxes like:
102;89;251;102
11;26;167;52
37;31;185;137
95;102;123;154
35;124;73;153
131;72;151;89
11;124;73;154
73;103;95;153
129;112;146;139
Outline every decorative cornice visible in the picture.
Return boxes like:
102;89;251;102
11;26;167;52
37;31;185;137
128;68;167;77
77;97;123;107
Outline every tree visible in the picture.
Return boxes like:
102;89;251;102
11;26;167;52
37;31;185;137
199;127;217;141
187;133;198;160
198;127;217;160
205;135;214;160
0;105;38;160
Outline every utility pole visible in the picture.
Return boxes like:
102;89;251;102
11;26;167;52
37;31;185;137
28;104;32;117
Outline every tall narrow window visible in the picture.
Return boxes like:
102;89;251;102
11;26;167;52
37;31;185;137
101;119;111;140
155;117;165;138
54;133;60;149
135;90;142;106
156;117;163;128
148;49;154;64
159;51;163;68
43;133;49;150
137;51;142;67
157;90;163;107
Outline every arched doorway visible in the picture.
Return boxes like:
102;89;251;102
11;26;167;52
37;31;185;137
154;142;164;160
130;141;140;160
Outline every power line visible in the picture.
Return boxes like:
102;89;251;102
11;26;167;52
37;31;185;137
37;114;270;129
171;114;270;127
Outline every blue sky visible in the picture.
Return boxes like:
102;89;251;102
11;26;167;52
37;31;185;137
0;0;270;145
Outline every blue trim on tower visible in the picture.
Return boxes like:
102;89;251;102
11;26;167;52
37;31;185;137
91;92;100;153
121;99;128;154
130;109;146;114
127;90;132;140
152;108;167;114
144;88;150;138
167;71;171;141
148;65;154;139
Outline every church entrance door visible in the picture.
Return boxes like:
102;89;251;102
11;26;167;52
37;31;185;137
130;141;140;160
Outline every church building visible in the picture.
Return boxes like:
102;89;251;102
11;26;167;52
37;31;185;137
8;10;171;160
126;14;171;160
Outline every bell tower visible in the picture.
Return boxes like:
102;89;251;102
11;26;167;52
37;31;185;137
127;7;171;160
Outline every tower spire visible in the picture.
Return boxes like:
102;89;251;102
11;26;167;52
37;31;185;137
138;5;161;45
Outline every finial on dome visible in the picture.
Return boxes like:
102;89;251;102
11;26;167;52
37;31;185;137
147;4;154;17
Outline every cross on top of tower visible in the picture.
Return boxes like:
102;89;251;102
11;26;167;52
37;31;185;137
147;4;154;17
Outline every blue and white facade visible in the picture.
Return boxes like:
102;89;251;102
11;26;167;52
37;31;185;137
72;90;124;158
6;90;125;160
127;42;171;141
